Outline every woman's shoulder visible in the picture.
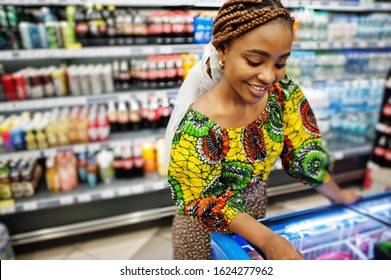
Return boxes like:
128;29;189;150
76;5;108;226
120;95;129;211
277;75;300;96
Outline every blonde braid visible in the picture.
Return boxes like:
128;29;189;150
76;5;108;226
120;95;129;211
211;0;294;51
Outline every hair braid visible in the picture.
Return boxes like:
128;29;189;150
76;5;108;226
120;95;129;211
211;0;294;51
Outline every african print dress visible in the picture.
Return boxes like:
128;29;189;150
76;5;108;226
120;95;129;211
168;75;333;259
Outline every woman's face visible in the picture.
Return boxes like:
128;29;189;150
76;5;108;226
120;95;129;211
218;20;293;104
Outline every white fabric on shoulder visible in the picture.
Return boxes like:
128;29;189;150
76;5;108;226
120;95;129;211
161;43;223;171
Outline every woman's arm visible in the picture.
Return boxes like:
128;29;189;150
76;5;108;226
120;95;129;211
315;176;361;205
229;213;304;260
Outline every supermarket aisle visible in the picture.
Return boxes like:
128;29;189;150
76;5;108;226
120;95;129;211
15;187;362;260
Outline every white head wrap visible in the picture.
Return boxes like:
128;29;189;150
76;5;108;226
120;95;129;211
162;43;223;171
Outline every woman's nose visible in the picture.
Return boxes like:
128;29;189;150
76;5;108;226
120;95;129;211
256;65;275;85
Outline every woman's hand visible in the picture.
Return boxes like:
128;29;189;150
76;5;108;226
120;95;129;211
260;232;304;260
316;177;362;205
229;213;304;260
330;189;362;205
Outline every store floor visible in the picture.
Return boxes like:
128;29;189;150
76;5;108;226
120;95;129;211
14;186;366;260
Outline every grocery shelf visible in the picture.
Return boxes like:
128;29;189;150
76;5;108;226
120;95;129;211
0;44;206;61
0;172;167;216
1;41;390;61
9;204;176;245
0;128;166;162
0;138;371;216
0;88;179;112
3;0;391;11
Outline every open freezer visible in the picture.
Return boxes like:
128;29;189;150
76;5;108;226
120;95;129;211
211;191;391;260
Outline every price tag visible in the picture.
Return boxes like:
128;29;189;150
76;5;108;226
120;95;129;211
152;181;166;191
0;200;15;215
333;151;344;160
141;47;154;55
358;41;367;48
43;148;57;158
87;143;101;153
59;196;74;206
73;144;87;154
131;185;144;195
77;193;92;203
117;187;132;196
101;189;115;199
0;102;13;112
23;201;38;212
159;46;173;54
332;42;342;49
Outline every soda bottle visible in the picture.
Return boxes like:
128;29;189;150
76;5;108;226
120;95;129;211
73;5;89;44
133;143;144;177
129;98;142;131
97;105;110;141
116;101;129;132
45;156;60;192
103;5;117;46
121;145;134;179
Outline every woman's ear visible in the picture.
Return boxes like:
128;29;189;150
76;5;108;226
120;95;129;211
217;44;227;62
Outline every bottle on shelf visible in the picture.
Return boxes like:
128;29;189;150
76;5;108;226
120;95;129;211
97;149;114;184
113;146;123;179
116;101;129;132
45;157;60;192
121;145;133;179
0;162;12;200
133;143;144;177
103;5;117;46
128;98;141;131
86;151;98;188
97;105;110;141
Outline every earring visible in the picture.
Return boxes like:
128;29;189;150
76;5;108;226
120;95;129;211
218;60;225;71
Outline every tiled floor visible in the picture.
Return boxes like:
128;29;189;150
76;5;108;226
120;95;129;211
14;186;366;260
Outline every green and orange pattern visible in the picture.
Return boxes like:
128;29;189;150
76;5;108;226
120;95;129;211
168;75;332;234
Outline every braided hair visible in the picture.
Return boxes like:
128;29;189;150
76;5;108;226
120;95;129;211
212;0;294;51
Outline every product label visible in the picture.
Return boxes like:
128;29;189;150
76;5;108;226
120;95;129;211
383;104;391;116
98;126;110;141
374;147;386;157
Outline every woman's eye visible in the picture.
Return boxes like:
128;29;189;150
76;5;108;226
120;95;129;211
247;60;262;66
275;64;286;69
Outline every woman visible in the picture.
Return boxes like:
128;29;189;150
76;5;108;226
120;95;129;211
163;0;361;260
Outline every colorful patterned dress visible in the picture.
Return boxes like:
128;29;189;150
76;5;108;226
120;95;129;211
168;75;333;259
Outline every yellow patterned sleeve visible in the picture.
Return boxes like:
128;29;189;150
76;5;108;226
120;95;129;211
279;76;333;187
167;109;246;234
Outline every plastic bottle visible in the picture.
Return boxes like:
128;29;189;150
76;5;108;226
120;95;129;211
142;142;156;173
133;143;144;177
0;162;12;200
45;156;60;192
97;105;110;141
77;106;89;143
118;60;130;90
87;106;98;142
148;96;161;129
97;150;114;184
86;152;98;187
103;5;117;45
116;101;129;132
121;145;134;178
77;151;87;183
113;146;124;179
67;150;78;189
56;152;71;192
128;98;141;131
9;161;23;198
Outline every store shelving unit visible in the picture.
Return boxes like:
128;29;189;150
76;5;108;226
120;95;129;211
1;0;390;246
